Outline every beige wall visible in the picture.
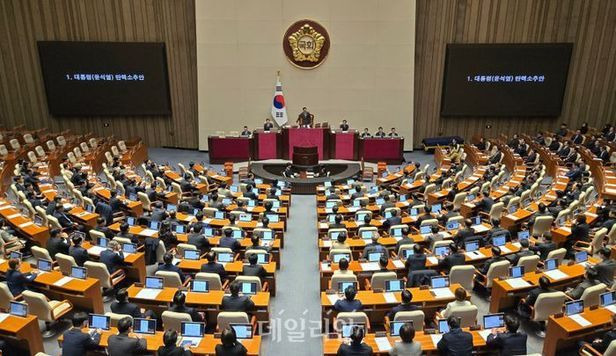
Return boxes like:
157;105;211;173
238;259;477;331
196;0;415;150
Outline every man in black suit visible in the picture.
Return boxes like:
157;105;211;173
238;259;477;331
556;123;568;137
111;288;143;318
405;244;427;271
489;150;503;164
507;239;534;265
263;118;274;131
530;233;557;260
486;314;528;356
588;325;616;354
519;276;553;319
437;316;473;355
95;199;114;227
242;253;267;281
200;252;228;281
374;126;386;138
566;162;584;181
54;205;77;229
480;246;505;275
475;193;495;213
339;120;350;131
6;259;37;297
333;286;363;312
594;248;616;286
565;214;590;256
187;225;210;254
156;253;186;283
297;107;313;127
46;196;61;215
438;243;465;272
61;312;101;356
221;281;255;313
219;228;241;252
336;326;373;356
453;219;475;247
109;190;124;214
243;184;258;200
150;201;167;222
486;219;511;245
329;214;346;229
599;146;610;162
46;229;70;260
386;209;402;226
100;240;125;273
107;317;146;356
387;290;419;319
379;195;395;215
69;234;89;266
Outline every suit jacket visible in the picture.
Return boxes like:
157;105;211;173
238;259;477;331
110;301;143;318
5;270;35;296
333;299;363;312
95;202;113;225
507;249;534;265
219;236;241;252
530;242;556;260
486;332;528;356
200;262;228;281
594;259;616;285
100;250;125;273
46;237;70;260
221;295;255;313
476;197;495;212
526;287;553;306
69;246;89;266
242;264;267;281
110;197;123;213
436;327;474;356
157;345;193;356
386;216;402;226
107;333;147;356
438;253;465;271
54;211;73;227
336;342;373;356
481;256;505;275
61;328;101;356
188;233;210;253
362;243;387;259
405;254;427;271
387;303;419;319
156;263;186;283
215;343;247;356
169;304;202;322
570;223;590;242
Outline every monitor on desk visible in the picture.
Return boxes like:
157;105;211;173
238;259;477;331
353;200;361;207
338;281;358;293
438;319;450;334
327;214;336;223
325;201;338;209
467;194;475;201
385;280;404;292
446;221;459;230
375;198;385;205
126;217;136;226
431;204;442;214
510;266;524;278
360;230;373;240
9;301;28;317
230;324;253;339
402;248;414;259
600;291;616;307
34;215;44;226
173;224;186;234
410;208;418;216
508;205;518;214
191;280;209;293
332;253;351;263
183;249;200;260
193;208;201;216
239;213;252;222
367;252;382;262
341;323;365;338
254;178;263;185
400;194;408;202
204;227;214;237
356;213;368;223
545;258;558;271
232;230;243;239
37;258;53;272
390;321;412;336
145;276;164;289
465;241;479;253
149;221;160;230
471;216;481;226
215;211;226;219
483;313;505;329
575;251;588;264
324;181;332;188
262;230;274;240
517;230;529;241
129;194;138;201
241;282;257;295
420;225;432;234
431;276;450;289
384;211;393;219
222;198;233;206
134;318;156;334
122;243;137;254
71;266;87;279
492;235;506;247
98;237;109;247
217;252;233;263
255;253;269;264
230;185;239;193
247;200;256;207
86;204;95;213
565;300;584;316
434;246;450;257
270;200;281;208
181;321;205;337
89;314;110;330
392;228;403;237
347;179;355;186
166;204;177;212
9;251;22;260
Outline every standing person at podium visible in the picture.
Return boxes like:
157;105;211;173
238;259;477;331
297;107;314;128
360;128;371;138
388;128;399;138
340;120;350;131
263;118;274;131
240;126;251;137
374;127;386;138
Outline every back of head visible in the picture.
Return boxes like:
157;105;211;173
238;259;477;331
379;255;388;268
539;276;550;289
221;327;237;347
8;258;19;270
117;316;133;333
399;323;415;343
116;288;129;303
492;246;501;256
72;235;82;246
401;289;412;304
339;258;349;271
350;325;364;344
173;290;186;306
455;287;467;301
447;315;460;330
224;228;233;237
163;252;173;264
248;253;258;265
520;239;530;248
504;314;520;333
413;244;423;255
345;286;357;301
163;329;178;346
598;247;611;260
337;231;347;243
72;311;89;327
230;281;241;295
449;243;458;253
206;251;216;262
335;214;342;224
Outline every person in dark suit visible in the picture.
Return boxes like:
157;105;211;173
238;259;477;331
599;146;610;162
240;126;251;138
222;281;255;313
215;328;248;356
565;214;590;256
387;290;419;319
46;196;61;215
360;127;371;138
525;149;537;164
100;240;125;273
242;253;267;281
219;228;242;252
334;286;363;312
453;219;475;247
243;184;258;200
436;316;473;355
170;290;204;322
486;219;511;245
61;312;101;356
336;326;373;356
520;276;553;317
362;235;387;259
200;252;228;281
157;253;186;283
394;226;413;251
150;201;167;222
486;314;528;356
249;234;271;253
187;225;210;254
438;243;465;272
46;229;70;260
386;209;402;226
557;123;568;137
480;246;505;275
566;162;584;181
111;288;143;318
587;325;616;354
489;150;503;164
379;195;395;215
405;244;427;271
594;247;616;286
475;193;495;213
158;329;193;356
530;233;557;260
107;317;146;356
69;234;89;266
109;190;123;213
374;126;386;138
506;239;534;265
95;199;114;228
5;258;37;298
263;118;274;131
339;120;350;131
329;214;346;229
53;205;76;229
297;107;314;127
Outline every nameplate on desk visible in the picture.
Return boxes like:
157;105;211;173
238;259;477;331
327;294;342;305
392;260;405;269
375;337;392;351
478;329;492;341
499;246;512;254
0;313;10;324
569;314;591;327
136;288;162;300
53;276;74;286
322;240;332;248
18;222;33;229
431;288;454;299
427;256;438;265
360;262;380;271
505;278;531;289
544;270;568;281
512;242;521;248
6;213;21;219
321;263;331;271
383;292;397;303
465;251;485;260
430;334;443;346
605;305;616;314
87;246;105;255
472;225;489;233
140;229;158;237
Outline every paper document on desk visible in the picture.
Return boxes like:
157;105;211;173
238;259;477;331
544;270;568;281
375;337;392;352
569;314;591;327
322;240;332;248
140;229;158;237
392;260;405;269
360;262;380;271
327;294;342;305
478;329;492;341
319;223;328;229
606;305;616;314
512;242;521;248
427;256;438;265
431;288;454;299
321;263;331;271
87;246;105;256
499;246;512;254
506;278;531;289
383;292;398;303
430;334;443;346
465;251;485;260
18;222;33;228
53;276;74;286
136;288;162;300
472;225;489;233
0;313;9;324
6;213;20;219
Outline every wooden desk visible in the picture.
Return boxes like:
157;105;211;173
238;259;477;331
93;187;144;216
0;314;44;355
544;306;614;355
0;200;50;246
82;242;147;283
58;328;261;355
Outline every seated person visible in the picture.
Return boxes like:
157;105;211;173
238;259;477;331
336;325;373;356
395;226;413;251
69;234;89;266
249;234;271;253
329;214;346;229
506;239;534;265
242;253;267;281
0;218;24;254
333;286;362;312
331;231;350;250
387;290;419;320
46;229;70;260
585;325;616;355
529;233;556;260
486;218;511;244
362;235;386;259
386;209;402;226
567;267;600;301
374;127;386;138
593;247;616;286
169;290;204;322
332;258;352;276
200;252;228;281
438;243;465;272
187;225;210;254
158;329;193;356
6;258;37;299
519;276;553;322
360;128;371;138
240;126;251;137
405;244;426;271
340;119;350;131
219;228;241;252
486;314;527;356
111;288;143;318
157;253;186;283
107;317;146;356
440;287;471;318
436;316;473;355
389;323;422;356
61;312;102;356
222;281;255;312
388;128;399;137
100;240;125;273
243;184;257;200
215;327;247;356
480;246;504;275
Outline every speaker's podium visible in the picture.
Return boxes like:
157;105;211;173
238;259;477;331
292;146;318;168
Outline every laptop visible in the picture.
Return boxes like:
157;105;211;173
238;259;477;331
391;228;403;237
384;211;393;219
254;179;263;185
122;243;137;254
565;300;584;316
240;282;257;295
222;198;232;206
431;204;442;214
390;321;412;336
255;253;269;264
545;258;558;271
517;230;530;241
430;276;450;289
145;276;164;290
9;301;28;317
265;213;280;222
492;235;507;247
361;230;373;240
89;314;110;330
510;266;524;278
341;323;365;338
402;249;414;259
508;205;518;213
149;221;160;230
173;224;186;234
126;217;136;226
438;319;450;334
129;194;138;201
37;258;53;272
133;318;156;335
180;321;205;347
230;324;253;339
353;200;361;207
471;216;481;226
215;211;225;219
34;215;44;226
483;313;505;329
166;204;177;212
600;291;616;307
247;200;256;207
376;198;385;205
338;281;358;293
467;194;475;201
465;241;480;253
410;208;418;216
217;252;234;263
9;251;22;260
384;280;404;292
71;266;87;279
356;213;368;222
98;237;109;248
325;201;337;208
230;185;239;193
420;225;432;234
232;230;243;239
204;227;214;237
368;252;382;262
261;230;274;240
86;204;95;213
400;195;408;202
575;251;588;264
434;246;450;257
446;221;459;230
191;280;209;293
183;249;201;261
239;213;252;222
332;253;351;263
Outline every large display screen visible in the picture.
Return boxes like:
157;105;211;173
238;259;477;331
440;43;573;117
37;41;171;116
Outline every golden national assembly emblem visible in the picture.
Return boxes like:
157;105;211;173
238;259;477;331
283;20;330;69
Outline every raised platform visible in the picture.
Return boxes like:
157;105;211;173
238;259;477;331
250;161;361;194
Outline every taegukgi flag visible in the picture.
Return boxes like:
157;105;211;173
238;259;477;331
271;72;288;126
